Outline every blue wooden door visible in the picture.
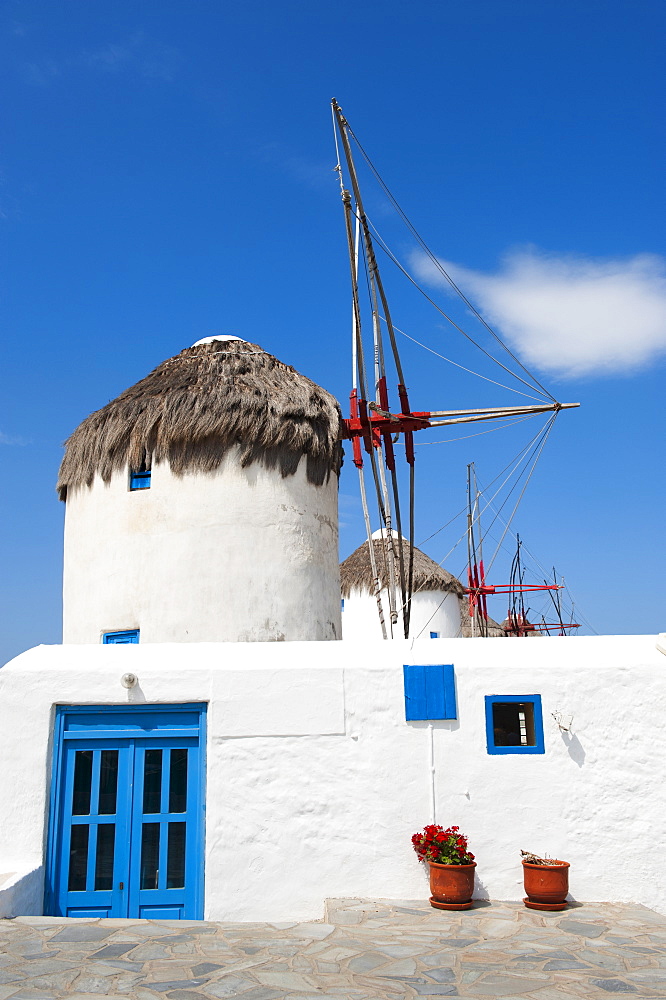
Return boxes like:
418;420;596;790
56;740;132;917
128;737;200;919
47;706;205;919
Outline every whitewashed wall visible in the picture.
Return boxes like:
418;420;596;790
342;587;462;640
63;449;341;643
0;634;664;921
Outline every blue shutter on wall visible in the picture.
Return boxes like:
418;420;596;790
103;630;140;644
130;471;151;490
403;664;457;721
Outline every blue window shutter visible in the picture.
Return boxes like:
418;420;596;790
103;630;140;644
424;665;444;718
404;664;457;721
403;665;427;721
443;664;457;718
130;471;151;490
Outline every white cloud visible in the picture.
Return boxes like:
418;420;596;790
412;248;666;378
0;431;28;446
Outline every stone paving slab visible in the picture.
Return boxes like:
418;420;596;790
0;899;664;1000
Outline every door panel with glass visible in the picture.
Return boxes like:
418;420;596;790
47;706;204;919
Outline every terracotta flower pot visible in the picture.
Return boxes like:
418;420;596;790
428;861;476;910
522;860;570;911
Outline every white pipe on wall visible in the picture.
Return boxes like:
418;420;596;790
428;722;436;824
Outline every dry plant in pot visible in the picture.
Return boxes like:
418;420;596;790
521;850;570;910
412;825;476;910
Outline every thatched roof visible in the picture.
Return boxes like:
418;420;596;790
461;607;507;637
340;536;464;599
57;339;343;500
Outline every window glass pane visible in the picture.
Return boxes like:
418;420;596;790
521;706;536;745
94;824;115;890
169;749;188;813
143;749;163;814
72;750;93;815
68;825;89;891
140;823;160;890
98;750;118;814
492;703;536;747
167;822;186;889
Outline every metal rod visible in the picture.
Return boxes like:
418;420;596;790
351;213;360;391
427;402;579;419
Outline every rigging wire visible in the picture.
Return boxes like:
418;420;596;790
418;415;555;548
333;101;574;640
334;101;413;635
441;416;557;585
426;545;584;638
357;464;388;639
396;416;557;617
466;417;556;551
345;125;556;402
448;418;556;587
413;588;468;641
334;105;389;636
484;415;557;573
413;425;593;636
415;438;553;639
390;323;546;402
477;493;557;579
415;413;536;446
363;216;554;402
331;101;344;195
480;528;581;631
473;503;595;633
449;416;557;582
561;586;598;635
439;423;556;580
359;226;401;632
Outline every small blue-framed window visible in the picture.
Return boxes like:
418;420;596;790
129;469;151;490
403;664;457;721
103;629;140;644
430;631;440;639
485;695;544;754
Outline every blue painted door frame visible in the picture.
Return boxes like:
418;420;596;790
46;704;206;920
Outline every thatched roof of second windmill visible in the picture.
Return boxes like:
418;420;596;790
57;338;343;500
460;607;507;637
340;536;464;599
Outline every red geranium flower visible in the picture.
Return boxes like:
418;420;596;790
411;824;475;866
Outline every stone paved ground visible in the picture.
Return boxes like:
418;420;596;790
0;898;665;1000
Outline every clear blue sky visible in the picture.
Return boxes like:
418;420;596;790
1;0;664;662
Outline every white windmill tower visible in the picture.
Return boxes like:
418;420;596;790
57;336;343;644
340;530;465;640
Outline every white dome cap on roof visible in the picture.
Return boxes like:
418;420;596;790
191;335;245;347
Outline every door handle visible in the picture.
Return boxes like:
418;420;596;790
119;882;124;890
